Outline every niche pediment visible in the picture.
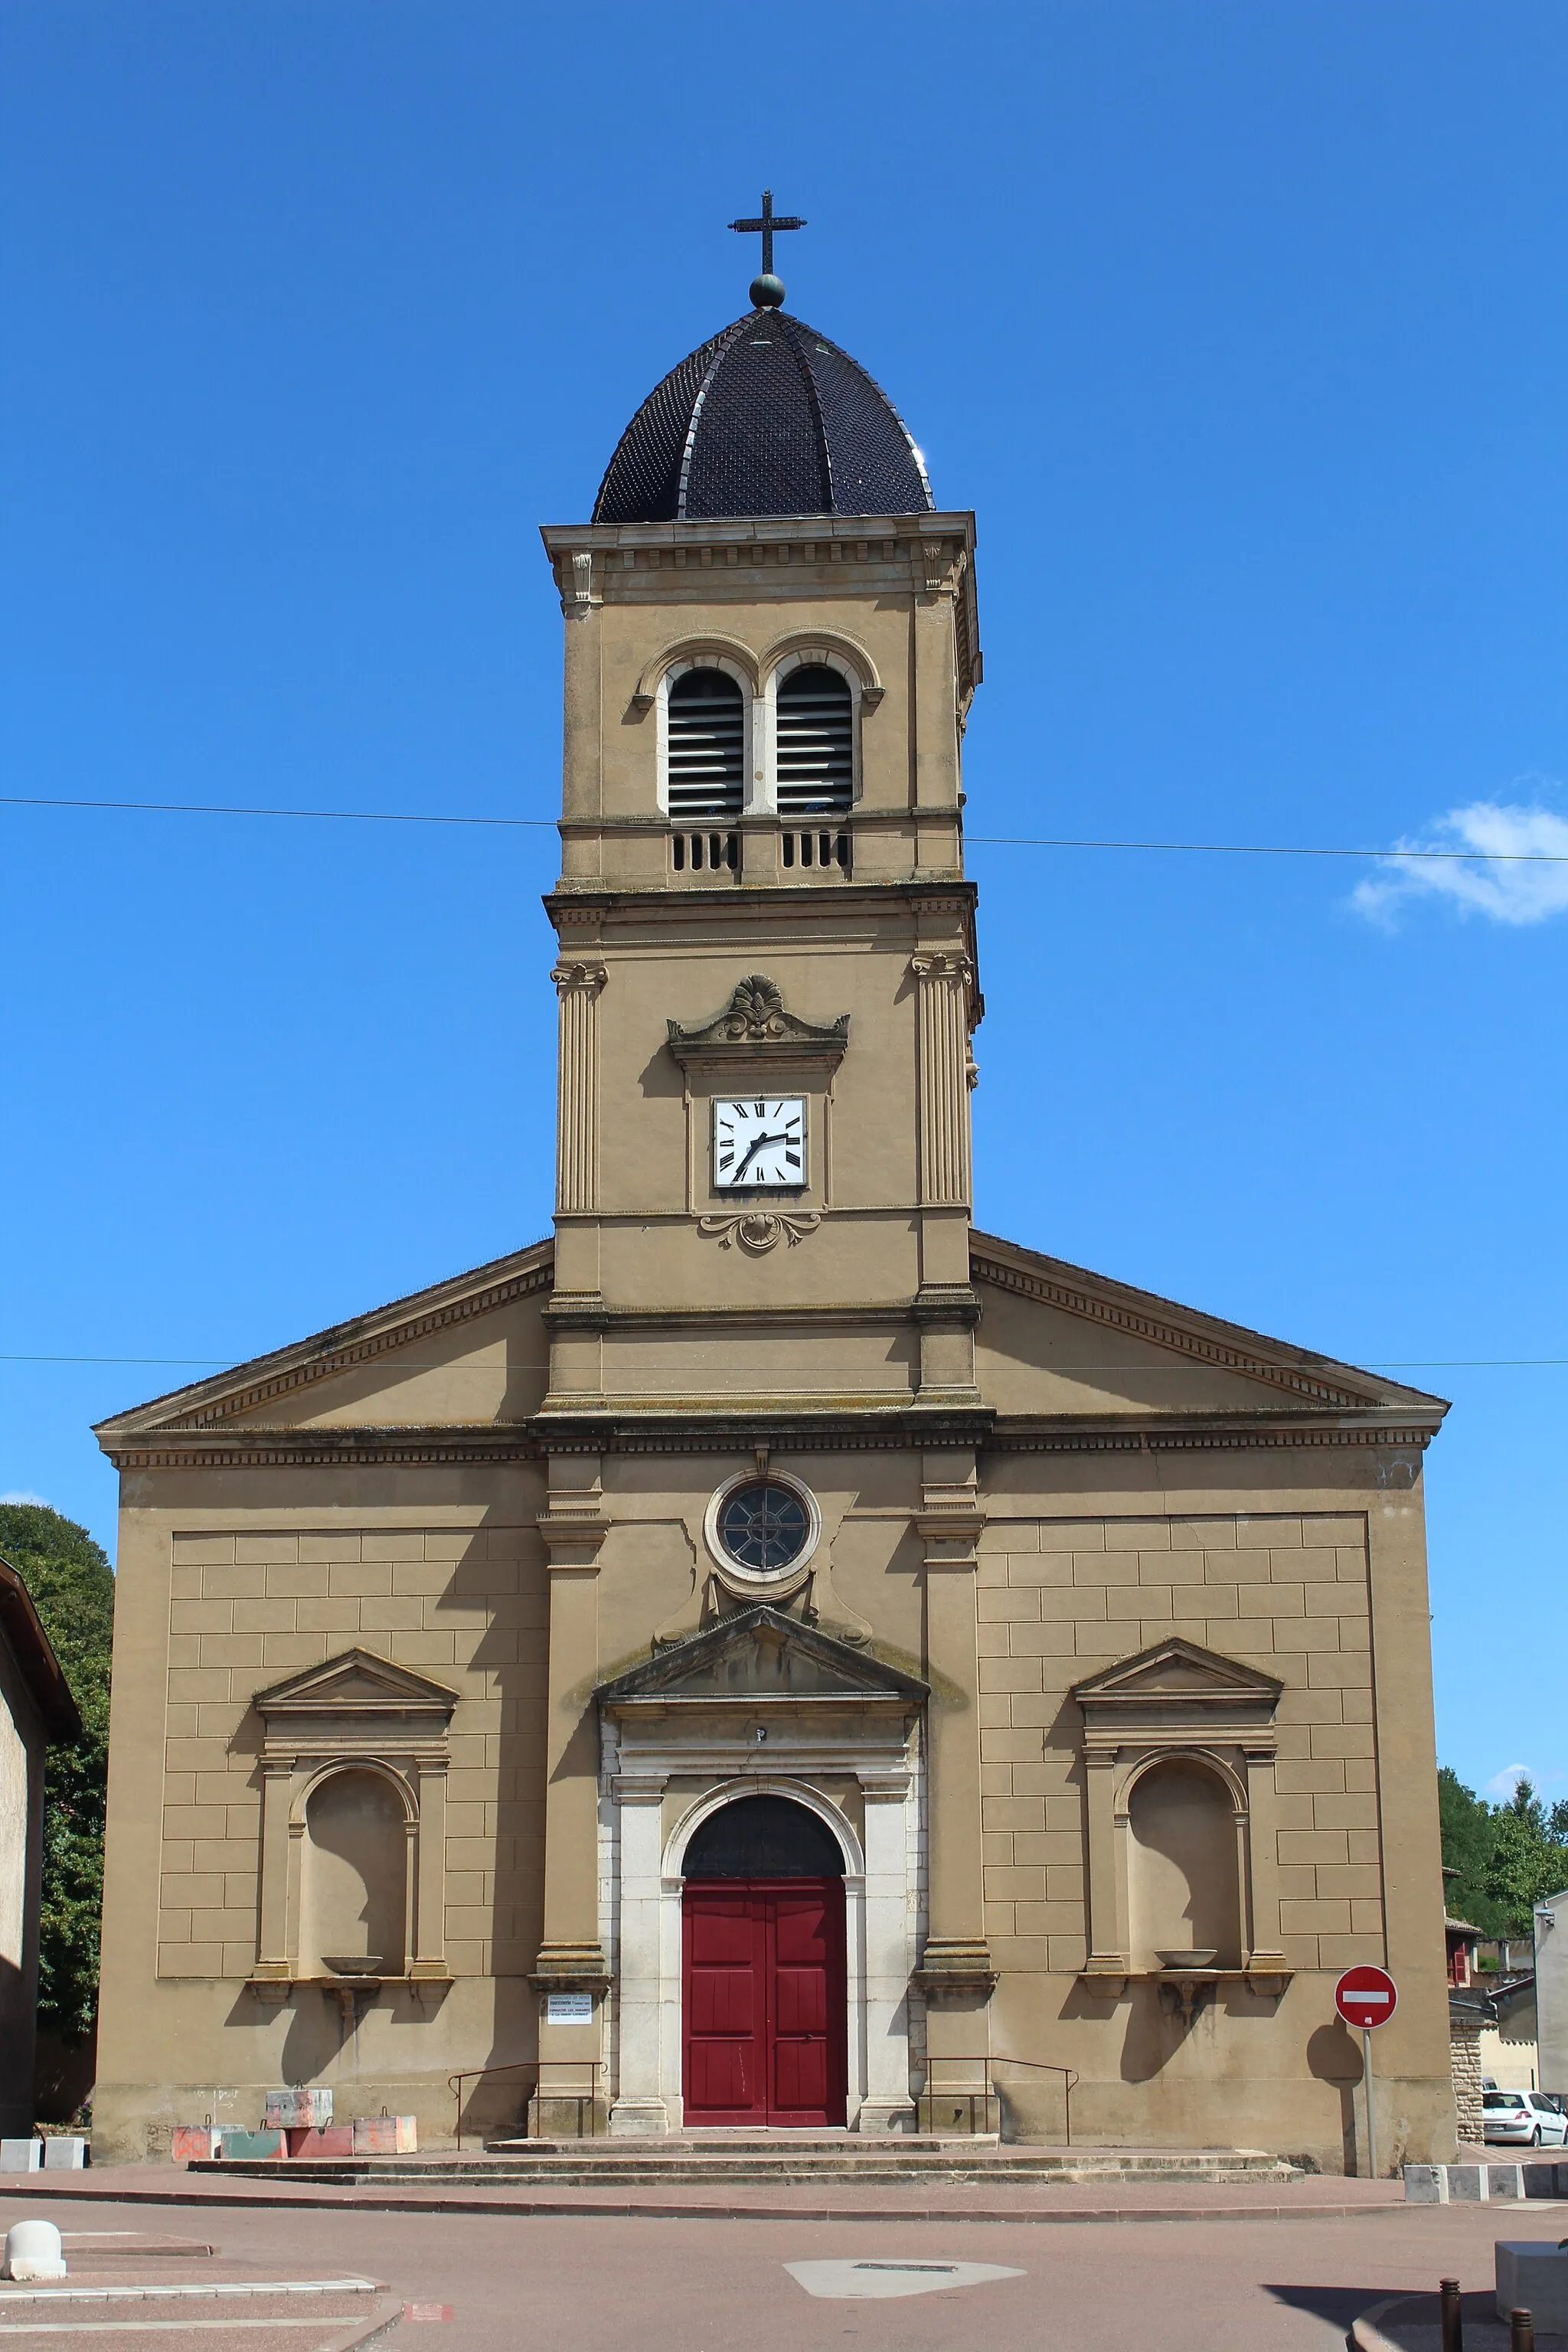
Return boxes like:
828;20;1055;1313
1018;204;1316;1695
253;1648;458;1758
1071;1638;1281;1736
666;976;850;1074
598;1606;925;1712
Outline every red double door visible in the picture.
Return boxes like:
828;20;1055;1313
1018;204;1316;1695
681;1877;846;2127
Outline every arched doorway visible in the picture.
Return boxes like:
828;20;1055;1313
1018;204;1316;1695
681;1795;847;2128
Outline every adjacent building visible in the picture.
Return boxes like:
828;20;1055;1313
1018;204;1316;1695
0;1557;81;2137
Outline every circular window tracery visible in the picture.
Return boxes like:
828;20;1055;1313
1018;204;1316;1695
703;1469;822;1592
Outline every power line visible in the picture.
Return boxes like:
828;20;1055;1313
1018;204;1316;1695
2;793;1565;866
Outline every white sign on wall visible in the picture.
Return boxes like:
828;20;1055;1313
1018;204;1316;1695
544;1991;593;2024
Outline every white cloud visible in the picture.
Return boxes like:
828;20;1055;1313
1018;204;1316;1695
1351;797;1568;927
1487;1763;1535;1800
0;1491;51;1509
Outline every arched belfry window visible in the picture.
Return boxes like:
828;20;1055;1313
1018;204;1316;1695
775;665;854;816
665;668;745;822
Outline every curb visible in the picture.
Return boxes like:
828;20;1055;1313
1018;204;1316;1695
1349;2292;1419;2350
0;2180;1407;2227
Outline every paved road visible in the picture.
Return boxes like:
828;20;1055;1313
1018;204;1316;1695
1;2191;1561;2350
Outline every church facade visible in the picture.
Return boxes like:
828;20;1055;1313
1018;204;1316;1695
93;263;1457;2169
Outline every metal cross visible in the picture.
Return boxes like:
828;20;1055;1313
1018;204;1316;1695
727;188;806;276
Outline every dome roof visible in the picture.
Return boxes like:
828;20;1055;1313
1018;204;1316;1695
593;306;934;526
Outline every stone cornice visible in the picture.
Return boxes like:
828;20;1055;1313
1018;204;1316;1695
544;879;978;922
986;1416;1438;1453
98;1426;544;1472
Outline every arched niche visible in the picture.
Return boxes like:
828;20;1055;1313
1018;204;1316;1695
246;1648;457;1995
1070;1637;1292;1994
299;1766;410;1978
1126;1756;1243;1971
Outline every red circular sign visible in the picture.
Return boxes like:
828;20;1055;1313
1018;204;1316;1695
1336;1965;1398;2030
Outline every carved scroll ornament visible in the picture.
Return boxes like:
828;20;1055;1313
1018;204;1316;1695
667;975;849;1072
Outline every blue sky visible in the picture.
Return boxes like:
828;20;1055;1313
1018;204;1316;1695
3;1;1565;1803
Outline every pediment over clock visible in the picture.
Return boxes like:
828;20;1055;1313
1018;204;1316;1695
1071;1637;1282;1726
254;1648;459;1725
665;975;850;1074
597;1606;926;1711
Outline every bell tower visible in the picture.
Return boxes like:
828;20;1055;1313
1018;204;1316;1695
537;284;985;1428
524;237;995;2050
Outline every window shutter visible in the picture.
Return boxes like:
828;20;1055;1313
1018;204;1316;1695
776;668;854;815
666;671;745;819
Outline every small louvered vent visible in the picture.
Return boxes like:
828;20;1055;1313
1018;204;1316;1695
666;671;745;821
776;667;854;815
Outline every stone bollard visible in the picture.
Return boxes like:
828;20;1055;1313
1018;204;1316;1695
1440;2276;1462;2352
2;2220;67;2282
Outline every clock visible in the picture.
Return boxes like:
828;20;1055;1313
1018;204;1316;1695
713;1096;807;1190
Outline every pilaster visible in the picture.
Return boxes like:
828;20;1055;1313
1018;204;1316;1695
914;1449;995;2015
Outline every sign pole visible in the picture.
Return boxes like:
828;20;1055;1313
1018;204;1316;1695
1363;2025;1377;2178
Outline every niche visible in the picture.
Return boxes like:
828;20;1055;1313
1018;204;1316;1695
299;1769;408;1978
1127;1759;1241;1971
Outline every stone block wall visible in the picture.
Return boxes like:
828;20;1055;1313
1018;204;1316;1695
975;1510;1379;1977
155;1526;547;1981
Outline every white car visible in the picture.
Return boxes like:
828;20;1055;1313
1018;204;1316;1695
1481;2089;1568;2148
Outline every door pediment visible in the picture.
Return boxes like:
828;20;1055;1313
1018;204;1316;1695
598;1606;926;1712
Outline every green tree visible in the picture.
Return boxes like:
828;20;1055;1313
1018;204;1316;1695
1438;1766;1508;1938
0;1503;113;2041
1484;1777;1568;1939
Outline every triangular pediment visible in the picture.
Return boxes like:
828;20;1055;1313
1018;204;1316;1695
1072;1638;1282;1710
93;1237;554;1447
598;1606;926;1707
972;1230;1449;1429
255;1648;459;1720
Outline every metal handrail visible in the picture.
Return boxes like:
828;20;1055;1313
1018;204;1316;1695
448;2060;537;2151
447;2058;606;2151
924;2053;1080;2146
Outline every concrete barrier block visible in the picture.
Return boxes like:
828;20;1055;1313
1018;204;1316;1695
351;2115;416;2154
1488;2163;1524;2200
1496;2243;1568;2331
41;2138;86;2170
0;2143;41;2174
1449;2165;1488;2201
170;2126;222;2162
286;2125;354;2158
265;2089;332;2129
1403;2164;1449;2203
217;2128;285;2161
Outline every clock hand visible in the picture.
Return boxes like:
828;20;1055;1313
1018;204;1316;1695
733;1131;789;1181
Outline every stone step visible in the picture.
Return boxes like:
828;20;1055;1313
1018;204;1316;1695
200;2146;1300;2187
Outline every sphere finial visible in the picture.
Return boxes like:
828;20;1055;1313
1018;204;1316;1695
750;273;786;309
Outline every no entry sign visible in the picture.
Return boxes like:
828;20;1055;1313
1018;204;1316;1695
1336;1965;1397;2030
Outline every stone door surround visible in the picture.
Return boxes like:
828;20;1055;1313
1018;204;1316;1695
596;1608;926;2135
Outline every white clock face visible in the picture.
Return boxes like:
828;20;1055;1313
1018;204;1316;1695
713;1097;807;1190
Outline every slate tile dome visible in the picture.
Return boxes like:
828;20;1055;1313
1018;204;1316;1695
593;306;934;525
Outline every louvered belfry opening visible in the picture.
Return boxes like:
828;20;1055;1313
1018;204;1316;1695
665;669;746;822
775;666;854;816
